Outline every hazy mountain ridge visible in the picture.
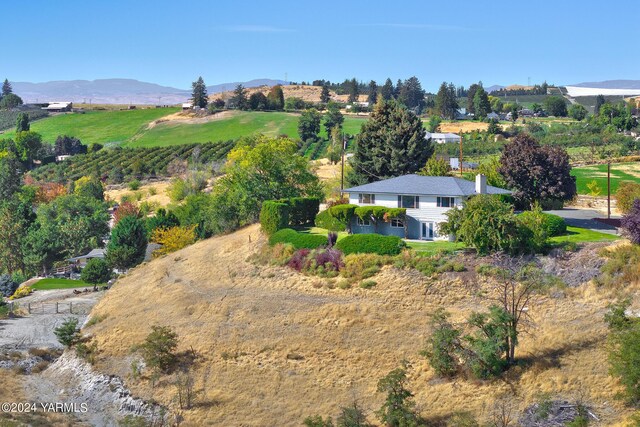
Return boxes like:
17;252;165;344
570;80;640;89
11;78;287;105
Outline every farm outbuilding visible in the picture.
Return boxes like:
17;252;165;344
42;101;73;112
425;132;461;144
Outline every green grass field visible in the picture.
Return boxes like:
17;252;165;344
2;108;179;146
30;278;91;290
549;226;619;244
2;109;368;149
571;162;640;195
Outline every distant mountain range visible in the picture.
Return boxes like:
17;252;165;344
11;78;288;105
570;80;640;89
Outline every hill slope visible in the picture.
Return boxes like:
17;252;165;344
2;109;367;147
84;225;632;426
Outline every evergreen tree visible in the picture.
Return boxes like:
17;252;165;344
2;79;12;96
394;79;403;99
348;100;431;185
473;87;491;119
190;76;208;108
230;84;248;110
106;215;148;270
367;80;378;105
380;78;394;101
595;94;606;116
435;82;459;119
320;83;331;103
15;113;29;132
466;83;481;114
267;85;285;110
400;76;425;112
347;78;359;103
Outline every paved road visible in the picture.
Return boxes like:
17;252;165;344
545;208;620;235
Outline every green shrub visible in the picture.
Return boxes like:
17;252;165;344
341;253;387;280
260;201;291;235
140;325;179;373
54;318;80;347
80;258;112;286
268;229;327;249
519;210;566;237
336;234;406;256
315;209;348;232
128;179;141;191
360;280;377;289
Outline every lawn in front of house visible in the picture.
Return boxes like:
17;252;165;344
405;240;467;255
549;226;620;245
30;278;92;290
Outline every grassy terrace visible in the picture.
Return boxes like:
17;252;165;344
2;109;367;149
30;278;91;290
571;162;640;195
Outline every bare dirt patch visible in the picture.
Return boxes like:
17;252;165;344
81;225;635;425
146;110;239;130
105;180;172;207
211;84;368;104
439;121;489;133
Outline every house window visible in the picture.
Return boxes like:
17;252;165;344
398;195;419;209
437;197;455;208
356;217;371;226
359;193;375;204
391;218;404;228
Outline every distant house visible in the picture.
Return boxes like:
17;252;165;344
55;154;72;162
182;102;193;110
67;249;105;268
449;158;479;171
486;112;500;120
426;132;461;144
43;102;72;112
455;108;468;120
344;174;510;241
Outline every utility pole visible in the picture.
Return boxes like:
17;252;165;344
459;129;463;177
607;162;611;219
340;132;346;196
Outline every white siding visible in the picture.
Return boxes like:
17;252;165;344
348;193;462;223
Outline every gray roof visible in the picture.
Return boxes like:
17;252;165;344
344;174;511;197
67;248;105;262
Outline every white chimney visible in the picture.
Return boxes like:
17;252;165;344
475;174;487;194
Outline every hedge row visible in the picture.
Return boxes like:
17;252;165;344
315;209;348;232
260;201;290;235
336;234;406;256
260;197;320;235
268;228;328;249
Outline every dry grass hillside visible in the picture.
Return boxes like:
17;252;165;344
85;225;637;426
211;84;368;104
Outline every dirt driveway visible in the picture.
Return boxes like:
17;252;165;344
0;289;103;350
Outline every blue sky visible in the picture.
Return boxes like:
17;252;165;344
4;0;639;91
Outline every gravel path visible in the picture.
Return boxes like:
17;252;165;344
0;289;103;350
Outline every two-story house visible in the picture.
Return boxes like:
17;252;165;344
343;174;511;241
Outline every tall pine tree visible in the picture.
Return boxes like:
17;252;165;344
380;78;394;101
320;83;331;103
435;82;459;120
191;76;208;108
2;79;12;96
367;80;378;105
348;100;432;185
